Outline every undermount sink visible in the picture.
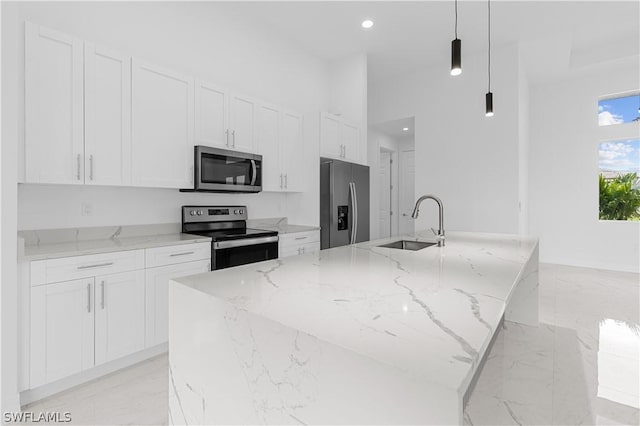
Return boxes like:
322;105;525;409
377;240;436;251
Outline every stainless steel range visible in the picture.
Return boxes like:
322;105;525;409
182;206;278;270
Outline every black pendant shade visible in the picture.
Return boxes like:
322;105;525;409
485;92;494;117
451;38;462;76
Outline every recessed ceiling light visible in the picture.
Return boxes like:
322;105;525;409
361;19;374;29
402;127;409;131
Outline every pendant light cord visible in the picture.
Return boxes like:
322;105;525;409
487;0;491;92
454;0;458;38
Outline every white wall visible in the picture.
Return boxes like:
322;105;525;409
368;129;398;240
1;2;21;413
529;56;640;272
369;44;524;235
5;1;330;230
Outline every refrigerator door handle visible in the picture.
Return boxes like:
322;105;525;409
349;182;357;244
352;182;358;244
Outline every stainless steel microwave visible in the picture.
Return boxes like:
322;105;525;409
191;146;262;193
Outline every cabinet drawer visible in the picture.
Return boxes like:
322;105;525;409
144;242;211;268
279;230;320;246
280;241;320;259
31;250;145;286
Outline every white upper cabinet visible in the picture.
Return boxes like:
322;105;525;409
25;22;84;184
320;112;342;160
84;43;132;186
341;121;360;163
256;103;304;192
94;270;145;365
229;93;257;153
257;102;281;191
131;59;194;188
320;112;363;164
281;110;304;192
195;81;230;149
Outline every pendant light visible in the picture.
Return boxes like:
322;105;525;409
485;0;494;117
451;0;462;76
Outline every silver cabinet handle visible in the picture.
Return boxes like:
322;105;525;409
77;154;81;180
284;174;288;189
77;262;114;270
294;236;307;240
232;130;236;147
169;251;194;257
100;281;105;310
280;174;283;189
225;129;229;147
89;155;94;181
302;247;305;254
87;283;91;313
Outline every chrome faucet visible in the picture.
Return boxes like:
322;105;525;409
411;195;445;246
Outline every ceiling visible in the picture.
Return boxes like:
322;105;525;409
210;1;640;82
372;117;415;139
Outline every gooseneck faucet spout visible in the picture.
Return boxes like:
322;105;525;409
411;195;445;246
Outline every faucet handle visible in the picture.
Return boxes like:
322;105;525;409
430;227;438;236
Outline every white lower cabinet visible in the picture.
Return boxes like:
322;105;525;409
30;278;95;388
278;231;320;259
144;259;210;347
94;270;146;365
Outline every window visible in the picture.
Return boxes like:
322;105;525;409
598;92;640;221
598;94;640;126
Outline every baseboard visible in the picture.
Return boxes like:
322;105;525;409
20;343;168;407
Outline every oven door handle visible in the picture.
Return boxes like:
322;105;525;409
214;235;278;249
250;160;257;186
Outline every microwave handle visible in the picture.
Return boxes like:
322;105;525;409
250;160;257;186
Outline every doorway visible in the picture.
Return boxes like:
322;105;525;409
379;150;392;238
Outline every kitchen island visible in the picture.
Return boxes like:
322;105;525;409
168;231;538;425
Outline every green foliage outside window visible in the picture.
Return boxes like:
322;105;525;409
599;173;640;220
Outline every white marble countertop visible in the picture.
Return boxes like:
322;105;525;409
18;223;211;261
246;217;320;234
173;230;538;394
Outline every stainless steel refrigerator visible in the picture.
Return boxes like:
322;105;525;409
320;158;370;249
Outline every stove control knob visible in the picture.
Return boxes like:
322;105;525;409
189;210;196;216
239;209;244;214
234;209;239;214
197;210;203;216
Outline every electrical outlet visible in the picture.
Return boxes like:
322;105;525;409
81;202;93;217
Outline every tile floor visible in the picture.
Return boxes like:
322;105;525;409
22;263;639;425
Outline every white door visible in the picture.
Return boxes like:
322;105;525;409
379;151;392;238
94;270;145;365
229;93;257;152
281;110;304;192
30;279;95;387
131;59;194;188
399;150;416;235
195;81;230;148
84;43;131;186
341;122;360;162
144;260;210;348
320;112;341;159
25;22;84;184
256;102;281;191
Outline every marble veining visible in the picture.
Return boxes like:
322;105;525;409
18;223;211;261
170;230;539;424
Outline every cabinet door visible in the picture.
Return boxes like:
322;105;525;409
341;121;360;163
229;93;256;152
131;59;194;188
195;81;230;148
25;22;84;184
84;43;132;186
145;260;210;347
320;112;342;159
281;110;304;192
94;270;145;365
257;102;282;191
30;278;94;387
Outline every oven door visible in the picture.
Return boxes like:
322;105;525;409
195;146;262;193
212;236;278;270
